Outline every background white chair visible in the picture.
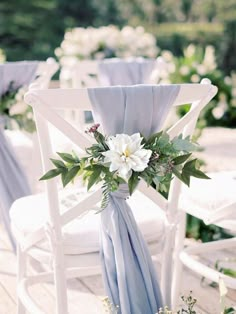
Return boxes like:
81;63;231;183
68;57;167;131
171;170;236;308
10;82;217;313
71;57;166;88
4;58;59;192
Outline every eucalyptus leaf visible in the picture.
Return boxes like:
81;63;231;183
156;132;170;149
172;135;197;152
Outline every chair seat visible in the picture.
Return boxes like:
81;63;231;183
180;171;236;230
10;189;166;255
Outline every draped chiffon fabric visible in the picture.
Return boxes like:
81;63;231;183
88;85;180;314
0;62;38;248
98;58;156;86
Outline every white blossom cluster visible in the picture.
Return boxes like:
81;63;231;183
55;25;158;67
9;86;29;116
0;48;6;64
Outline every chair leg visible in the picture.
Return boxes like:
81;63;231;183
171;212;187;310
161;224;176;308
53;248;69;314
17;244;27;314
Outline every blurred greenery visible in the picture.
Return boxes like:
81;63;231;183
0;0;236;72
186;215;232;242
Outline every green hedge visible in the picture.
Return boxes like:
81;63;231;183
144;22;223;56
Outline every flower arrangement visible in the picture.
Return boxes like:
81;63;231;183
40;124;209;208
157;44;236;128
0;82;35;132
55;25;158;67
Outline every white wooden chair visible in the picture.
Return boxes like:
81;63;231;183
10;82;217;313
171;170;236;308
71;57;166;88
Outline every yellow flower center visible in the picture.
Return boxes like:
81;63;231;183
124;148;131;158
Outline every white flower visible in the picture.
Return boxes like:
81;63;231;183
184;44;196;58
179;65;190;76
103;133;152;181
9;101;28;115
191;74;200;83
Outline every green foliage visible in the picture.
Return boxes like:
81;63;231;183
219;19;236;75
215;258;236;278
186;215;232;242
144;22;223;57
0;0;123;62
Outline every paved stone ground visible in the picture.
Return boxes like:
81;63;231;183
196;127;236;172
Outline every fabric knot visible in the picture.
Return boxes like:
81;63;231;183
110;184;130;200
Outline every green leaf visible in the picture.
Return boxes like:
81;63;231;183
181;171;191;186
57;152;77;163
221;268;236;278
183;159;210;180
128;173;139;195
72;150;80;162
173;167;183;181
173;153;192;165
156;132;170;149
61;169;68;187
146;131;163;145
50;158;65;169
224;307;236;314
87;167;102;190
180;159;210;186
172;135;197;151
63;166;80;187
152;175;162;187
39;168;62;181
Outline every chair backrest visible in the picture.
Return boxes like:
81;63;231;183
24;82;217;254
71;60;100;88
30;58;59;89
71;57;164;88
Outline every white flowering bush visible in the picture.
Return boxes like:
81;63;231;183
0;83;35;132
157;44;236;128
55;25;158;67
0;48;6;63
